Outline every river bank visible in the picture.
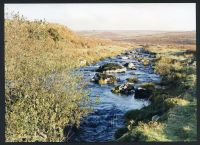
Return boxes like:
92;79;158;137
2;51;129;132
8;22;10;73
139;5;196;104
70;48;161;142
116;46;196;141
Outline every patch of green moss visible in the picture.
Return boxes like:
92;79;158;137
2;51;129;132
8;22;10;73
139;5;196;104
126;77;138;83
96;63;123;72
140;82;155;90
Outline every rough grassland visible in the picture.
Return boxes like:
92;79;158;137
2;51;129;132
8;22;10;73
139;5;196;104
116;45;196;141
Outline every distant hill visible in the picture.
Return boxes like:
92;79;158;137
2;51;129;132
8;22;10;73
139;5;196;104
77;30;196;45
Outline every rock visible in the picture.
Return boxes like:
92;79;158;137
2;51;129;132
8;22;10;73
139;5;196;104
141;59;150;66
104;67;127;73
124;52;131;55
80;59;87;66
192;61;196;67
124;62;136;70
150;55;156;59
128;55;133;59
92;73;117;84
133;48;156;55
134;48;146;53
111;83;135;95
96;63;126;73
126;77;138;83
134;87;152;99
140;83;155;91
121;56;128;59
152;115;160;121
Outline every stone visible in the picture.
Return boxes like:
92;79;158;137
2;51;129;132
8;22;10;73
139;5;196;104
126;77;138;83
139;83;155;91
121;56;129;60
92;73;117;84
96;63;126;73
141;59;150;66
111;83;135;95
152;115;160;121
80;59;87;66
124;62;136;70
134;87;152;99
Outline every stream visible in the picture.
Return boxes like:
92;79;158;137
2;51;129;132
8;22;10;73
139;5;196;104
72;48;161;142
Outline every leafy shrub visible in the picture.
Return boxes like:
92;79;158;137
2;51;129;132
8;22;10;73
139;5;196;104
48;28;61;42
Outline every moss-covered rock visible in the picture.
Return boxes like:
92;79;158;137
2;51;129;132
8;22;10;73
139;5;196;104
92;73;117;85
140;82;155;91
111;83;135;95
134;88;152;99
141;59;150;66
96;63;126;73
126;77;138;83
124;62;136;70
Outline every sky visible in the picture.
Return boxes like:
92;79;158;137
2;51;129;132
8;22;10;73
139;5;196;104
4;3;196;31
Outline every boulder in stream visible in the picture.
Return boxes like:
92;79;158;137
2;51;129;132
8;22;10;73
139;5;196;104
96;63;126;73
111;83;135;95
152;115;160;121
134;87;152;99
140;82;156;90
126;77;138;83
92;73;117;85
141;59;150;66
124;62;136;70
79;59;87;66
121;56;129;60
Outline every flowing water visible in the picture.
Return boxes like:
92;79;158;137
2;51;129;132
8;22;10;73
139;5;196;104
73;48;161;142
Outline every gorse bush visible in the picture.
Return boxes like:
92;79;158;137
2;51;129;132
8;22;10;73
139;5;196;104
6;72;90;142
5;15;89;142
154;56;174;76
5;14;130;142
48;28;62;42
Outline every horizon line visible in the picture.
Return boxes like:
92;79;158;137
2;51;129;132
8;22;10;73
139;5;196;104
74;29;196;32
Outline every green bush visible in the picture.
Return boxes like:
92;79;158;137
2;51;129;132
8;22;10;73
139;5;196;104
5;14;91;142
48;28;61;42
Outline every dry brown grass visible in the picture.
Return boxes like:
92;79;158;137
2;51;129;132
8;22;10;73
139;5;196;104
78;30;196;51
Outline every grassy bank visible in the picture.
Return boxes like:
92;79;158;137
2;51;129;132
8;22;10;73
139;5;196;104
115;45;196;141
5;15;132;142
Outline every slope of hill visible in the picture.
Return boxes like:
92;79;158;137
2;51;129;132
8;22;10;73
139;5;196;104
77;30;196;47
5;16;132;142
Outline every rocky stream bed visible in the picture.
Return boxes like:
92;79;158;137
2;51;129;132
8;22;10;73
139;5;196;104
71;48;161;142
